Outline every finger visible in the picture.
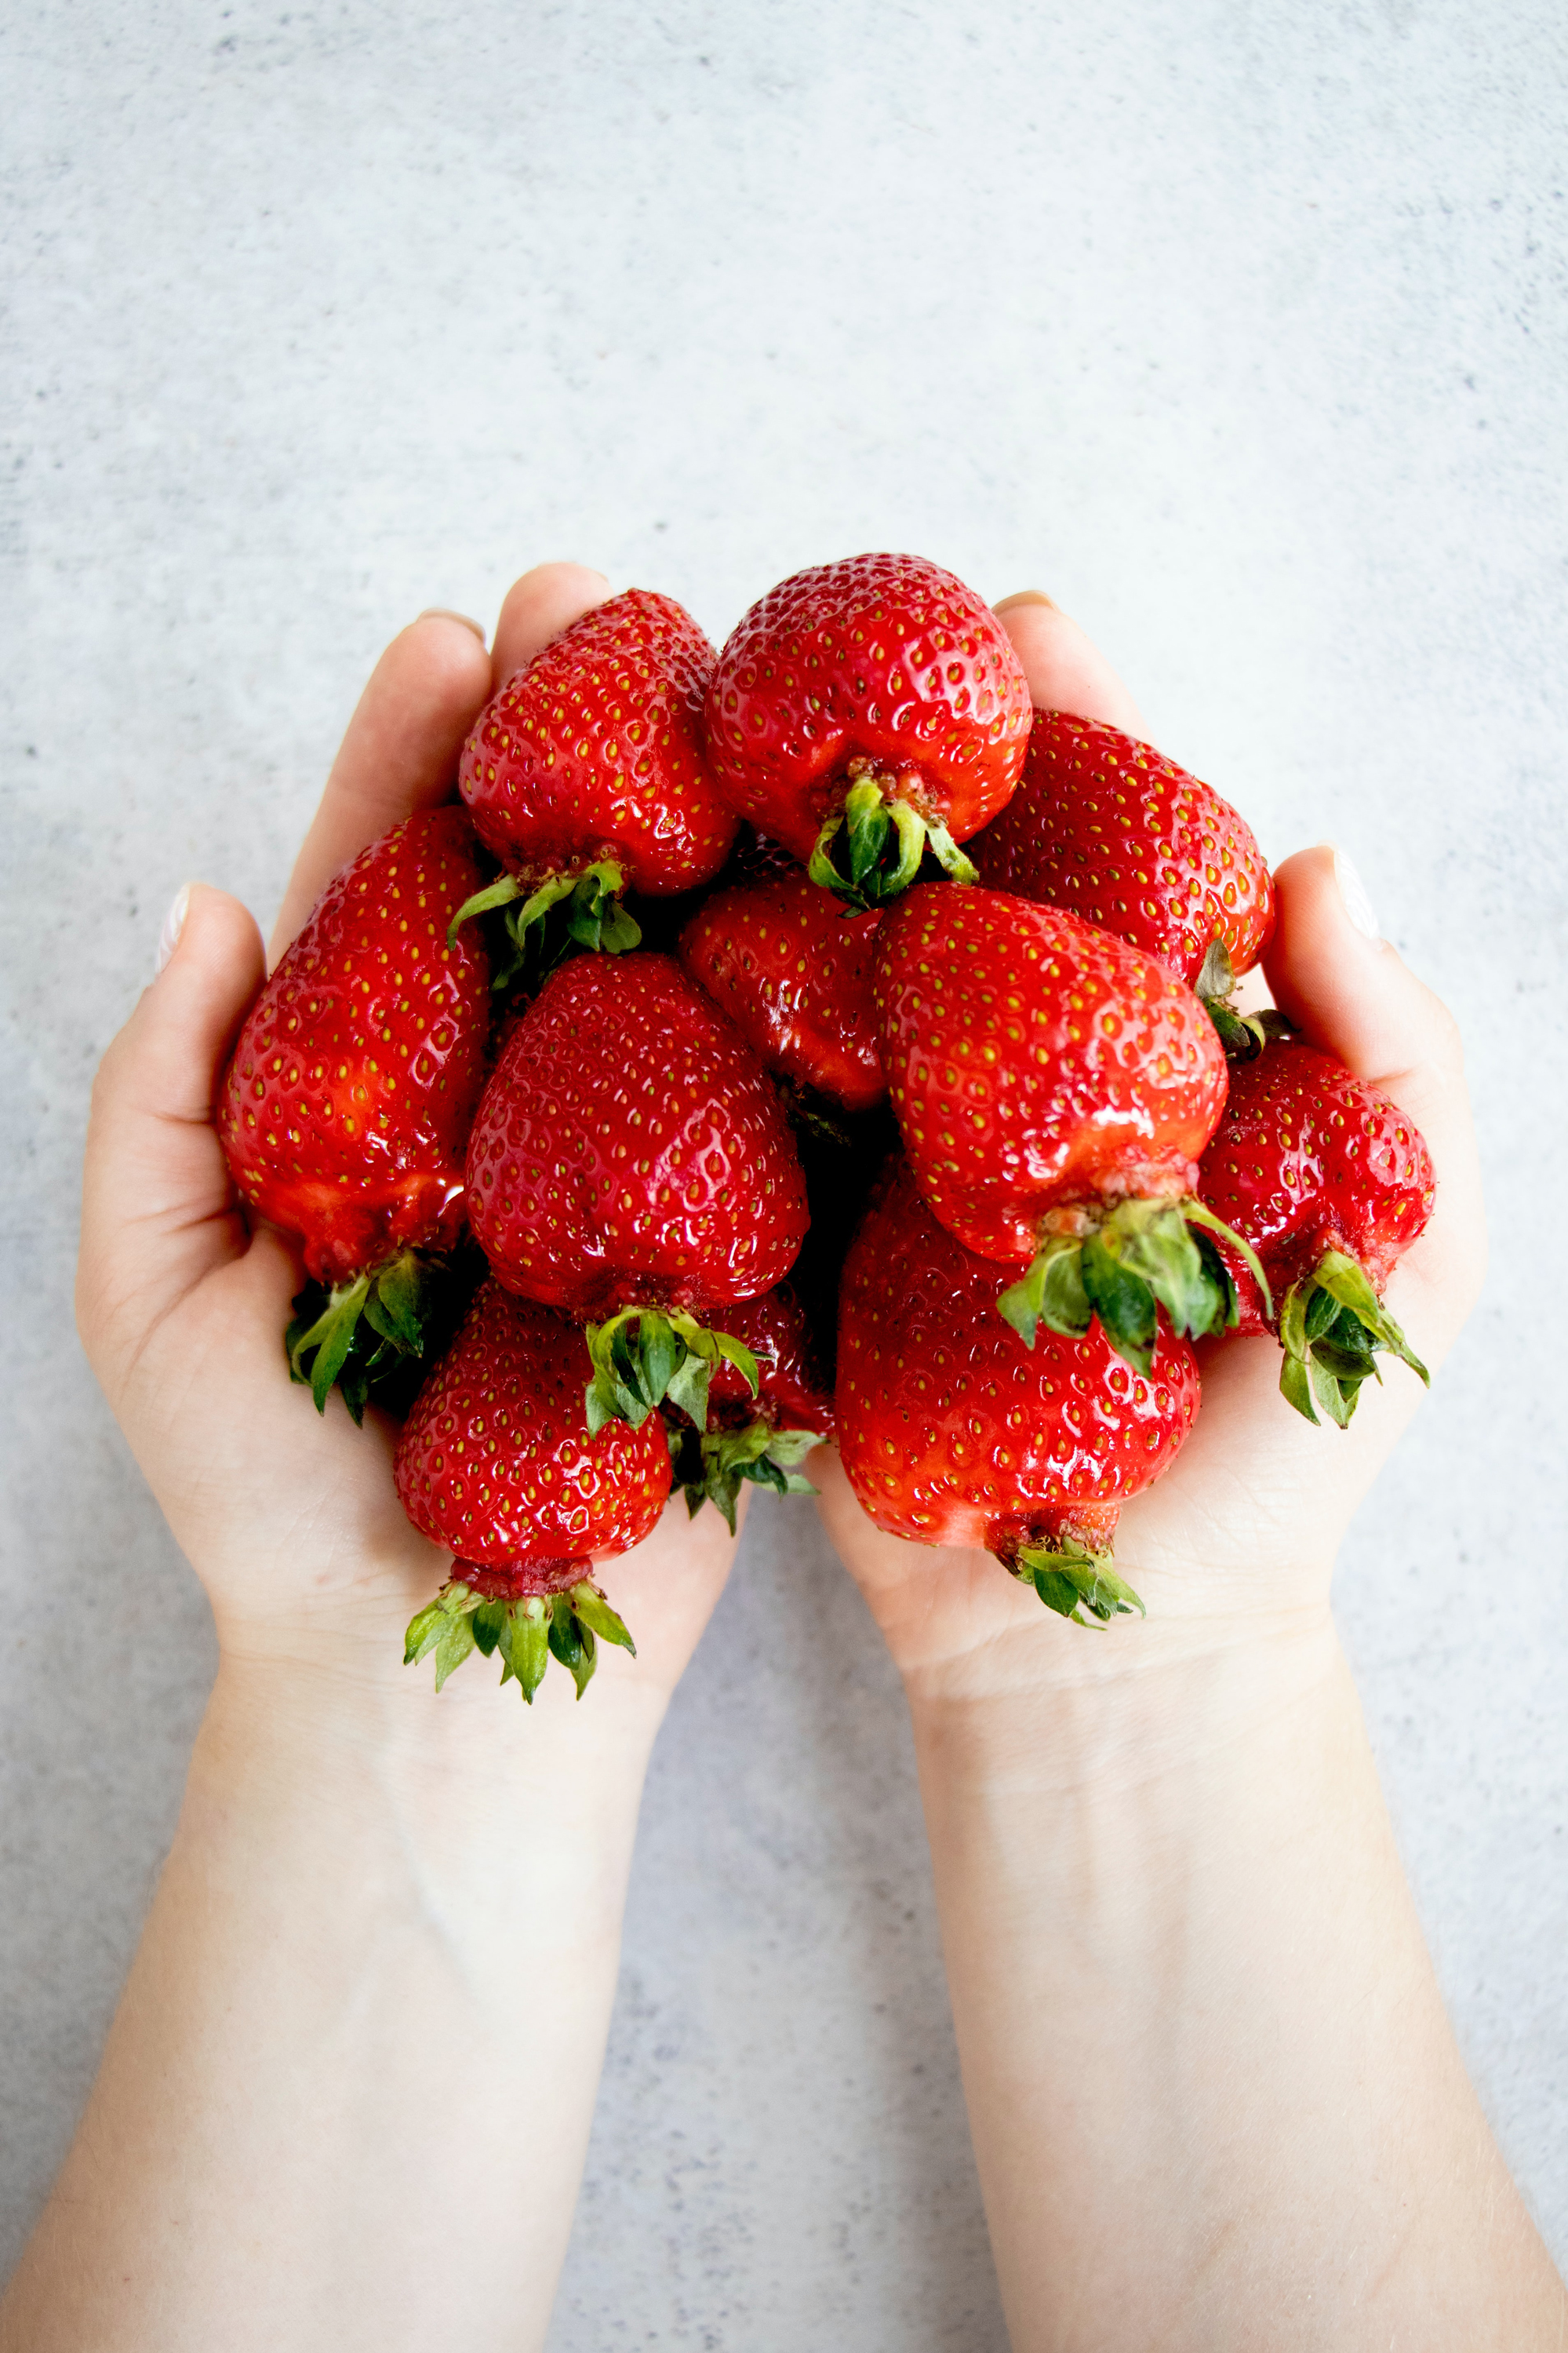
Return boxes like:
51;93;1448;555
269;613;494;963
993;591;1145;734
489;561;612;691
78;886;267;1400
1263;843;1486;1348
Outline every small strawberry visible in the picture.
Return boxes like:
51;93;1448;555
969;712;1276;1038
838;1161;1200;1623
704;554;1032;908
874;885;1267;1370
668;1281;834;1532
1197;1030;1434;1424
453;588;737;983
218;808;491;1415
395;1280;669;1702
677;865;886;1113
465;951;810;1430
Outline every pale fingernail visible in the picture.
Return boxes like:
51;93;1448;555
156;884;192;974
417;607;487;643
993;589;1061;615
1330;846;1381;942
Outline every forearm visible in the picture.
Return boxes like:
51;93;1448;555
911;1616;1564;2351
2;1657;661;2353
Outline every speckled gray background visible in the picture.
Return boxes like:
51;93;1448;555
2;2;1565;2342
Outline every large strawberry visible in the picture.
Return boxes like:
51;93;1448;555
453;588;737;984
668;1280;834;1532
218;808;491;1415
704;554;1031;908
396;1281;668;1702
874;885;1266;1369
465;951;809;1430
838;1162;1199;1623
1197;1030;1433;1425
677;865;885;1113
970;711;1276;1038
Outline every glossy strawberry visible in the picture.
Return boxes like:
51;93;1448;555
837;1162;1199;1623
970;712;1276;1007
872;883;1261;1371
396;1280;669;1702
1197;1031;1433;1424
678;865;885;1112
465;951;809;1429
667;1281;833;1531
218;808;491;1413
454;588;737;978
704;554;1031;907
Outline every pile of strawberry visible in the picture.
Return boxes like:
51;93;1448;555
219;555;1435;1699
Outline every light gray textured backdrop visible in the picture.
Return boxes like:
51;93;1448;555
3;2;1566;2343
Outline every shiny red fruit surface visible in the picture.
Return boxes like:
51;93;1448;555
970;710;1276;987
703;554;1032;864
1198;1035;1435;1332
465;951;809;1320
837;1162;1199;1551
395;1280;671;1580
874;886;1229;1264
706;1280;835;1434
218;807;490;1284
460;588;737;895
678;865;885;1112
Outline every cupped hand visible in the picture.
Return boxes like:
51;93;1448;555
814;594;1486;1699
76;566;739;1736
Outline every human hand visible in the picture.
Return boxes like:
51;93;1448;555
814;595;1487;1704
76;564;740;1747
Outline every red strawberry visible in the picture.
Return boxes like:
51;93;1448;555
969;712;1276;1018
453;588;737;978
677;865;886;1113
1197;1031;1434;1424
465;951;810;1429
395;1280;668;1701
704;554;1031;908
670;1280;834;1531
838;1161;1199;1623
873;884;1264;1371
217;808;492;1414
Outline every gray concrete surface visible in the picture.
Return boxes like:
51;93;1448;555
3;2;1566;2342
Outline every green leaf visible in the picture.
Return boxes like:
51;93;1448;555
1278;1279;1311;1364
1308;1352;1357;1428
759;1427;828;1471
505;1600;551;1703
1279;1350;1319;1425
470;1600;508;1657
569;1581;636;1655
664;1350;711;1428
431;1610;477;1692
1304;1280;1342;1342
1079;1233;1156;1374
638;1317;680;1408
1013;1535;1145;1629
1313;1250;1429;1386
549;1597;598;1699
1182;1198;1273;1321
924;818;977;885
1107;1200;1227;1339
404;1598;447;1665
1195;936;1237;1000
448;871;523;943
997;1235;1090;1348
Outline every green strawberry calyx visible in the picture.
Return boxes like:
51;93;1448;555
665;1414;828;1534
584;1307;761;1436
448;858;642;990
1277;1248;1430;1429
1000;1529;1146;1629
996;1197;1272;1377
807;768;977;912
404;1572;635;1704
286;1247;438;1422
1195;939;1296;1063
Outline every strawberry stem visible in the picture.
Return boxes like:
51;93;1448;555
405;1572;635;1703
583;1307;761;1436
449;859;641;989
665;1414;827;1533
997;1198;1271;1375
807;774;977;910
286;1245;449;1421
1276;1248;1430;1427
1003;1531;1145;1628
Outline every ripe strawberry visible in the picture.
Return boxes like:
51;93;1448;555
969;712;1276;1026
1197;1031;1434;1425
704;554;1032;908
453;588;737;982
465;951;809;1429
677;865;886;1113
838;1161;1199;1623
669;1280;834;1531
395;1280;668;1701
874;885;1266;1370
218;808;491;1415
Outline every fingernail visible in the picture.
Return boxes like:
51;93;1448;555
1330;846;1381;942
417;607;487;644
992;590;1061;616
156;884;192;974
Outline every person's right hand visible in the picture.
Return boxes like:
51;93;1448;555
813;594;1487;1703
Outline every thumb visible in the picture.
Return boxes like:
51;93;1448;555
78;885;267;1399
